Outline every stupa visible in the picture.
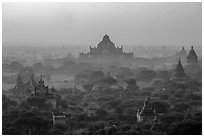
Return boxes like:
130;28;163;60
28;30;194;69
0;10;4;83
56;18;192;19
186;46;198;64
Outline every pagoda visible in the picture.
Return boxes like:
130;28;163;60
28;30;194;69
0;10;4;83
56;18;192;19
174;58;186;77
137;96;157;123
171;58;187;81
186;46;198;64
175;47;187;61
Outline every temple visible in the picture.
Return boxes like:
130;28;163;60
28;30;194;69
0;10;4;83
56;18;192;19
15;74;56;97
174;58;186;77
14;74;37;98
186;46;198;64
79;35;133;62
13;74;58;108
171;58;187;81
175;47;187;61
137;96;157;123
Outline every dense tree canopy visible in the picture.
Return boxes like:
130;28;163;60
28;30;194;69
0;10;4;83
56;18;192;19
168;120;202;135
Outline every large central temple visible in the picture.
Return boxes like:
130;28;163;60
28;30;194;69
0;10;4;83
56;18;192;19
79;35;133;62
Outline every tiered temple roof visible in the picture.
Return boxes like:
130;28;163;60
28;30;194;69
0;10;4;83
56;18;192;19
174;58;186;77
176;47;187;58
15;74;56;98
137;96;156;123
170;58;188;81
79;35;133;61
187;46;198;64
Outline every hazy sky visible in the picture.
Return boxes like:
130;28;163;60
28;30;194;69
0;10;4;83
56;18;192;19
3;2;202;47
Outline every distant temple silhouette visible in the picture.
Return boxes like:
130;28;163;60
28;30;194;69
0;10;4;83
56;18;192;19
15;74;56;98
170;58;188;81
173;58;186;78
175;47;187;61
13;74;58;109
175;46;199;65
79;35;133;62
187;46;198;64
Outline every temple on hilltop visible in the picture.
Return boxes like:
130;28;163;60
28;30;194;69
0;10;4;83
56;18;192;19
79;35;133;62
175;47;187;61
137;96;157;123
171;58;187;81
186;46;198;64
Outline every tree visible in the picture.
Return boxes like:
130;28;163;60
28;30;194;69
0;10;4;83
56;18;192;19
140;87;153;96
27;96;50;110
90;70;105;79
58;99;68;110
32;63;44;72
48;129;65;135
8;61;23;72
124;78;139;90
101;77;117;85
124;78;136;85
95;109;107;119
168;120;202;135
160;111;184;127
160;94;168;100
118;67;134;78
156;70;171;80
136;69;156;82
82;83;94;91
151;101;170;113
2;94;17;111
173;102;189;113
3;109;52;135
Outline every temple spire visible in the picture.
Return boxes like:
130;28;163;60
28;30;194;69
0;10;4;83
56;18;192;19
103;34;110;41
16;74;23;86
187;46;198;64
173;58;187;78
175;58;184;73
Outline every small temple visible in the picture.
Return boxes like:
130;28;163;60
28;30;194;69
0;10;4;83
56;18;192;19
186;46;198;64
79;35;133;62
171;58;188;81
52;111;67;126
170;58;189;81
136;96;157;123
175;47;187;61
174;58;186;77
15;74;56;97
13;74;58;108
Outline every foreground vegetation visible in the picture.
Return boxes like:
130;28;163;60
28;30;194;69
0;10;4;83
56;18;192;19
2;63;202;134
